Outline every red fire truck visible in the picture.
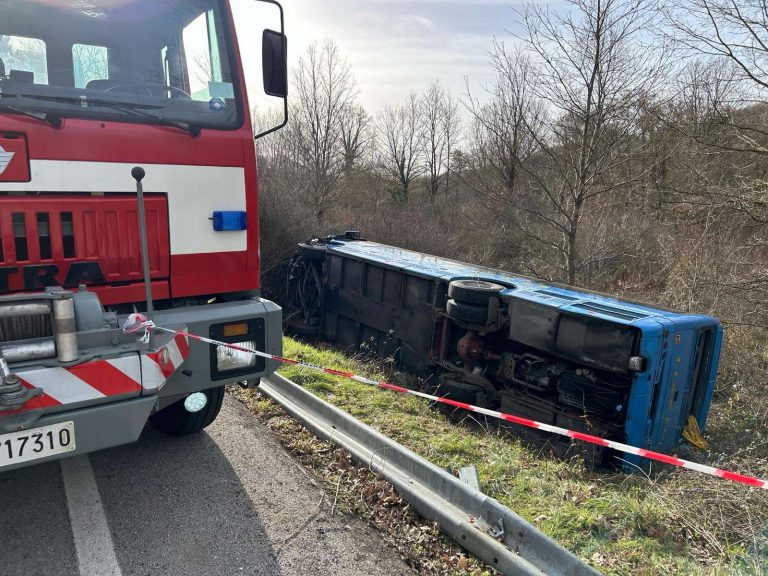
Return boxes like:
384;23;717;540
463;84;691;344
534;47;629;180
0;0;287;470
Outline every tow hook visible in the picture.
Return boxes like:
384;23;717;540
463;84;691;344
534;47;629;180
0;354;43;412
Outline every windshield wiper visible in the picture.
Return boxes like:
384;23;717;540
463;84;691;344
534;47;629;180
1;93;200;137
0;103;62;128
94;100;201;137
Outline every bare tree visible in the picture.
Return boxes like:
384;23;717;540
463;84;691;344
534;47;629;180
254;108;320;268
461;44;547;273
662;1;768;225
665;1;768;155
516;0;668;284
292;39;357;222
667;0;768;92
377;93;423;202
465;43;543;201
419;81;461;197
675;59;740;129
442;88;461;195
339;104;371;175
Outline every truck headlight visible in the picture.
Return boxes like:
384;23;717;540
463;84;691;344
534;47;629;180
216;341;257;372
209;319;266;381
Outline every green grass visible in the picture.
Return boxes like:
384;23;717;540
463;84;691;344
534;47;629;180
275;337;768;576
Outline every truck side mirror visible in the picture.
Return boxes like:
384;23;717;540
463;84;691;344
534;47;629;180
253;0;288;140
262;30;287;98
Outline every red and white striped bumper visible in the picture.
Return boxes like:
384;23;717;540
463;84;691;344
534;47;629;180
13;332;189;413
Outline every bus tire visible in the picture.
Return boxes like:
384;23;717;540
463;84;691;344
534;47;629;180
448;279;504;306
446;299;490;324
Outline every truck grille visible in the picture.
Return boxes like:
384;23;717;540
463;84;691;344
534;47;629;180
0;195;170;294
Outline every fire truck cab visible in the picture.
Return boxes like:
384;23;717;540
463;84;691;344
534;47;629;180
0;0;286;470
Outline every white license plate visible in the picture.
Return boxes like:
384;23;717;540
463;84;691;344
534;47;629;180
0;421;76;468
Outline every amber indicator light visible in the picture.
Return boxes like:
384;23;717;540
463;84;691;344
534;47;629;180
222;323;249;337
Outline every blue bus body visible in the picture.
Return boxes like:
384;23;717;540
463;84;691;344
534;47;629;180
290;236;723;463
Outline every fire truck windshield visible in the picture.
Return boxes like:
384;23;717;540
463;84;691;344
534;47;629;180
0;0;243;131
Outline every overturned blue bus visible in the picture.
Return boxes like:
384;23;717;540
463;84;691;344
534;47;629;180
287;233;723;465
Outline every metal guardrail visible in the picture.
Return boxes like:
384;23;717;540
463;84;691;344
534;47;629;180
261;374;602;576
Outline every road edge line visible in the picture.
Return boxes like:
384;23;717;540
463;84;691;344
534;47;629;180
61;455;123;576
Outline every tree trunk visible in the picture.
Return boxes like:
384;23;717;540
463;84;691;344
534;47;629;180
567;196;584;285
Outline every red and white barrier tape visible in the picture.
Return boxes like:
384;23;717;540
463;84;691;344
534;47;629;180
124;314;768;491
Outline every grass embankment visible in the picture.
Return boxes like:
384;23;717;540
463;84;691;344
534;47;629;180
238;337;768;576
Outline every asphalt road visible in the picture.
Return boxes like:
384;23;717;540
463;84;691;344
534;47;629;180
0;395;414;576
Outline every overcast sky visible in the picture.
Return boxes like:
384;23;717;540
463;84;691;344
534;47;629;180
238;0;535;114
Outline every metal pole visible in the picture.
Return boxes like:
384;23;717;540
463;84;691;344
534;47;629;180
131;166;155;349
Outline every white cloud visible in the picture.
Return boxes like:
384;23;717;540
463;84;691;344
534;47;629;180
235;0;538;113
396;14;438;33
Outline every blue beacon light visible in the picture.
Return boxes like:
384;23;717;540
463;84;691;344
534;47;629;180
211;211;247;232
